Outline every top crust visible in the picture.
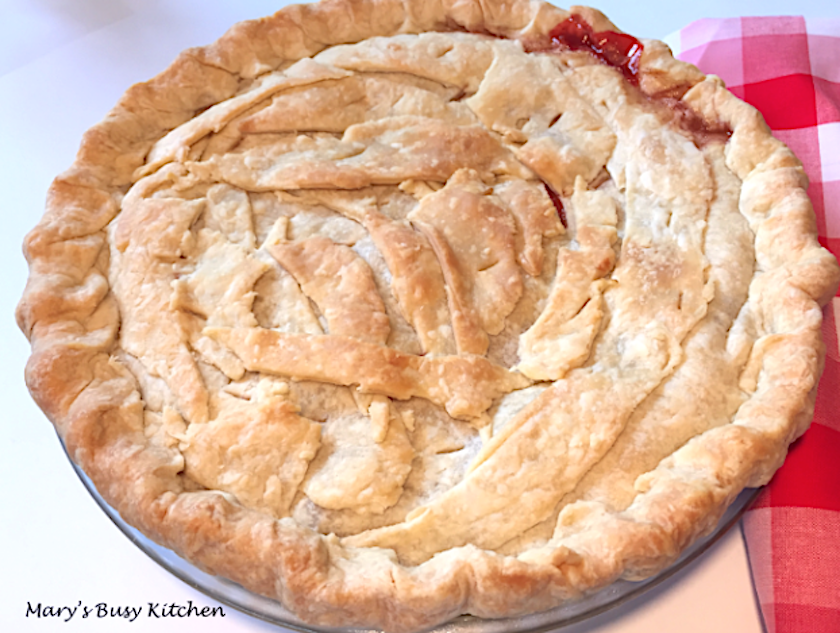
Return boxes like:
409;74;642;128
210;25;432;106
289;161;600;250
17;1;840;631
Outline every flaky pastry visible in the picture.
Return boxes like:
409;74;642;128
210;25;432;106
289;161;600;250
17;1;840;631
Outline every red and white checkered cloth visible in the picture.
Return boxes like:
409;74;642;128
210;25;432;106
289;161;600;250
672;16;840;633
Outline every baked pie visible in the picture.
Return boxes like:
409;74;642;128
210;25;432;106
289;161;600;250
17;0;840;630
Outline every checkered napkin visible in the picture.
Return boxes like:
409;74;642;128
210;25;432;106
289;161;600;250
671;16;840;633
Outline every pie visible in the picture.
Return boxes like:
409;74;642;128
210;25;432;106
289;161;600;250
16;0;840;631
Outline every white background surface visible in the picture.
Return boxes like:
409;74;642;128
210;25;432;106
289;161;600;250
2;1;836;631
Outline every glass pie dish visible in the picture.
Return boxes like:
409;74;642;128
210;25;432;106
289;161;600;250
66;439;759;633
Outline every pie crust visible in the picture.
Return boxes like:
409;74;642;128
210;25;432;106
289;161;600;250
17;1;840;631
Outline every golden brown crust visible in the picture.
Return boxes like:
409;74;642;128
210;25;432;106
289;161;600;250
17;1;840;632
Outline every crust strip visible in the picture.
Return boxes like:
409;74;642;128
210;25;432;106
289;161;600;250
206;326;530;421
